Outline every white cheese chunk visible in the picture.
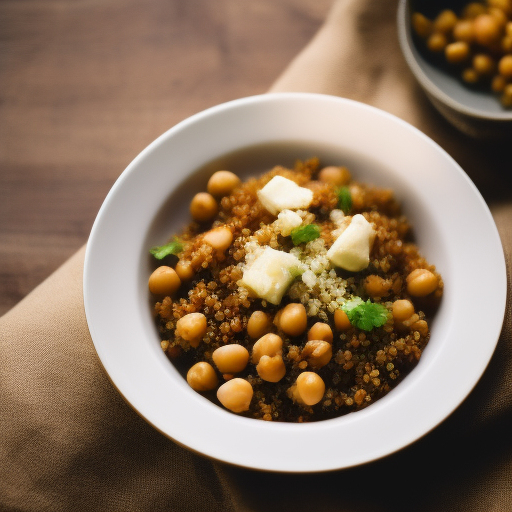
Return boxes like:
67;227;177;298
257;176;313;216
274;209;303;236
326;214;376;272
240;246;302;305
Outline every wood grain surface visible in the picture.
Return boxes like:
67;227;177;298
0;0;332;316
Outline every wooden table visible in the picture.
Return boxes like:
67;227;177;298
0;0;332;316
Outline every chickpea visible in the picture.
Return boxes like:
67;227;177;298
334;309;351;331
307;322;333;343
187;362;218;391
203;226;233;253
406;269;438;297
251;333;283;364
489;0;512;16
473;14;502;47
506;21;512;36
411;319;429;337
301;340;332;369
175;312;207;347
502;34;512;52
272;308;283;328
291;372;325;406
491;74;507;92
462;2;487;19
318;166;351;187
453;19;474;42
433;9;458;34
402;312;419;328
247;311;272;339
148;266;181;296
488;7;508;29
462;67;479;84
363;275;392;298
501;83;512;106
278;303;307;337
190;192;218;223
473;54;495;75
445;41;470;63
412;12;433;39
217;378;253;413
212;344;250;374
392;299;415;322
175;260;194;281
499;55;512;78
207;170;241;197
427;32;448;52
256;355;286;382
348;183;364;210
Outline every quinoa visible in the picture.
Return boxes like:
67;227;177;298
150;158;444;422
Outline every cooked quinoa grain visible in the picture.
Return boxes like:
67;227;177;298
150;158;443;422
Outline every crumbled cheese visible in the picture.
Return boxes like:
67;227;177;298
302;269;317;288
273;209;303;236
327;214;376;272
257;176;313;215
239;246;303;305
243;240;264;266
286;238;349;318
329;209;345;227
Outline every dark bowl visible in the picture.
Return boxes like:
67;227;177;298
398;0;512;138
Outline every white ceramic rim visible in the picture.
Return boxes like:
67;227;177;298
84;92;507;472
397;0;512;121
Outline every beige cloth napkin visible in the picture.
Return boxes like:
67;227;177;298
1;0;511;510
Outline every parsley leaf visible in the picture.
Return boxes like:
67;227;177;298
341;298;389;331
150;237;184;260
337;186;352;214
290;224;321;245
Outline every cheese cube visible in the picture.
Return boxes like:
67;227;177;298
326;214;375;272
257;176;313;216
240;246;302;305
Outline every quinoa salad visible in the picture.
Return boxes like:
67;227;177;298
148;158;444;422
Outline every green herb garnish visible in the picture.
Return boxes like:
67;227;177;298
341;298;389;331
149;237;184;260
337;186;352;214
290;224;321;245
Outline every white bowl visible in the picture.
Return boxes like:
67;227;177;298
84;93;506;472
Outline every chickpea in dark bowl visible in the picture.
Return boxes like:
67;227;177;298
398;0;512;137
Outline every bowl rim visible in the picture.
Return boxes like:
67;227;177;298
83;92;507;472
397;0;512;122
